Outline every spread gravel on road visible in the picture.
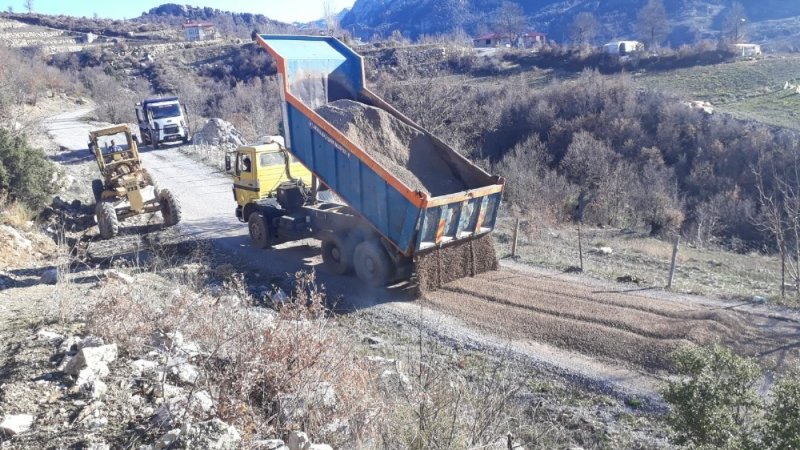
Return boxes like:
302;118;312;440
422;267;800;373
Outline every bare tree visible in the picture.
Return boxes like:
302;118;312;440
323;0;340;35
569;12;599;45
493;1;527;39
23;0;32;13
723;1;748;44
636;0;670;49
753;145;800;295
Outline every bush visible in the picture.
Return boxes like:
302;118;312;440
764;371;800;449
0;129;57;209
661;344;761;449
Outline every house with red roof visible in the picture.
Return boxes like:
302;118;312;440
183;21;216;41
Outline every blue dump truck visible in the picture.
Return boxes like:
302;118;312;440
229;35;505;289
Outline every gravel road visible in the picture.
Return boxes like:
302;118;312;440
43;108;800;404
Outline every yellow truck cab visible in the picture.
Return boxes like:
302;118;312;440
228;139;313;222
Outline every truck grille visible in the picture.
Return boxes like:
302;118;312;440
164;126;179;134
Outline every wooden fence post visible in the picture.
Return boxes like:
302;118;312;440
578;221;584;272
511;218;520;257
667;234;681;290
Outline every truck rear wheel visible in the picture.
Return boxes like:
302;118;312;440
248;212;272;249
96;202;119;239
354;239;393;287
321;234;355;275
159;189;181;226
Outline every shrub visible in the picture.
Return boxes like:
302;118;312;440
763;371;800;449
0;129;57;209
661;344;761;449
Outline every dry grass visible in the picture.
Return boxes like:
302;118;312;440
0;196;37;228
494;218;789;304
86;269;380;446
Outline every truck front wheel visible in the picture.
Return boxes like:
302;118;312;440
248;212;272;249
321;233;355;275
354;239;393;287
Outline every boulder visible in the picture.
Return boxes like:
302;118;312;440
36;329;64;345
0;414;34;435
174;362;202;385
173;419;241;450
64;344;117;377
131;359;159;377
154;428;182;450
287;430;311;450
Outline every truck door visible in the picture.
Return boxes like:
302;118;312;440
233;150;259;206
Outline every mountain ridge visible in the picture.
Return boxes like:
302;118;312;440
340;0;800;47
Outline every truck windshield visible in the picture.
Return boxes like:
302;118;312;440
149;104;181;119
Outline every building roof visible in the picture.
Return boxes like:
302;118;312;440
182;22;215;29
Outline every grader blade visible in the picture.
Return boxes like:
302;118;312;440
414;234;499;293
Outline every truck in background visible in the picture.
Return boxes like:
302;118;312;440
135;97;191;149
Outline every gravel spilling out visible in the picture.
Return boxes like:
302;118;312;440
415;234;499;293
315;99;471;196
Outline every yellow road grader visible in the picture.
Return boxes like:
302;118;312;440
89;124;181;239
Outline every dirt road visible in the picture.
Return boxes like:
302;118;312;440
43;108;800;403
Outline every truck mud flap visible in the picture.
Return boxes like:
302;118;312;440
414;234;498;293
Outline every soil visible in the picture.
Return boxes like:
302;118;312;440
315;100;469;196
421;265;800;373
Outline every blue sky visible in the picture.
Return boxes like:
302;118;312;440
7;0;355;23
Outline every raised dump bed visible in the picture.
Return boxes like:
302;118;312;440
255;35;504;287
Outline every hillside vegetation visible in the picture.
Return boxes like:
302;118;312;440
342;0;800;45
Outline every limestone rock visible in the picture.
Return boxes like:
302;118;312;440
0;414;34;435
64;344;117;377
36;329;64;345
174;419;241;450
287;430;311;450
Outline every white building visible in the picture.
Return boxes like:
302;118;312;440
603;40;644;55
734;43;762;58
183;22;215;42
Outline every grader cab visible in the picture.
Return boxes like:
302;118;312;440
89;124;181;239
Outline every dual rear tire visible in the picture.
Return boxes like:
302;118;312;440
353;239;393;287
321;234;393;286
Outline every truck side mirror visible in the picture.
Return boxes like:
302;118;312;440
225;153;232;172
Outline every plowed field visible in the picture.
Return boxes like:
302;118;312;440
422;267;800;374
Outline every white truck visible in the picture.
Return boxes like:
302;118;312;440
135;96;191;149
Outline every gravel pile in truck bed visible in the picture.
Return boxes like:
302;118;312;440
316;99;469;196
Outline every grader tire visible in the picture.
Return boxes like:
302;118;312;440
96;202;119;240
354;239;394;287
321;233;355;275
248;212;272;249
141;169;159;195
159;189;181;226
92;179;104;202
